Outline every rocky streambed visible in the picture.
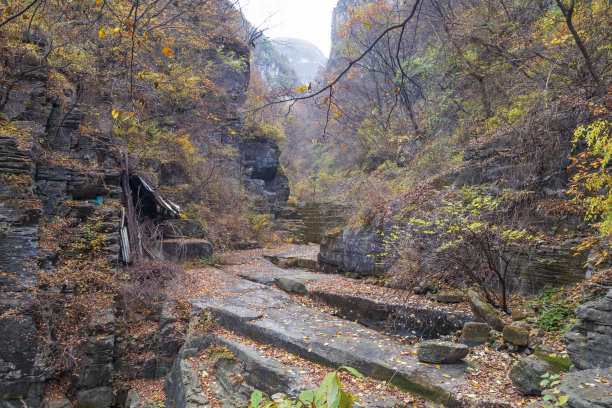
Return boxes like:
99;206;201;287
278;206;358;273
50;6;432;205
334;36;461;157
19;244;612;408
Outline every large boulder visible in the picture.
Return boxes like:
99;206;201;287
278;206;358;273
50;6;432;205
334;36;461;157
509;356;553;395
558;367;612;408
503;321;529;347
417;341;469;364
241;136;290;204
467;290;505;331
460;322;490;346
564;289;612;370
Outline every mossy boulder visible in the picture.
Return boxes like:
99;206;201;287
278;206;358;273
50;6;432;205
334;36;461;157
534;346;571;372
460;322;490;346
503;322;530;346
511;306;535;322
467;290;505;331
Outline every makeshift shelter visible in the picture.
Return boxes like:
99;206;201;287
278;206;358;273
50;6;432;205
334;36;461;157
130;176;180;219
119;176;181;263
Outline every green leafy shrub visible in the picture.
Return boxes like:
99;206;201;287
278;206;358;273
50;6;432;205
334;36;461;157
534;286;578;335
539;372;569;407
249;367;363;408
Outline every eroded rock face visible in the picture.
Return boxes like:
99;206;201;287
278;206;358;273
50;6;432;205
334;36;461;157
0;32;122;407
155;302;189;379
0;135;45;408
241;136;290;205
565;289;612;370
164;359;209;408
318;225;387;276
72;309;115;392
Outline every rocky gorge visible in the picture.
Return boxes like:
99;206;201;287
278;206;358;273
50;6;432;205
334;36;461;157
1;0;611;407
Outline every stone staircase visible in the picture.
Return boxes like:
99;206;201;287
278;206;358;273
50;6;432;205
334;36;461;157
225;256;473;339
276;202;348;244
162;245;480;407
185;268;466;407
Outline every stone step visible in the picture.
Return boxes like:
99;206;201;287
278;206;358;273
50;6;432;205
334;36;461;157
153;239;213;263
261;245;320;270
276;202;348;244
264;254;319;270
188;269;466;406
164;320;407;408
225;257;473;339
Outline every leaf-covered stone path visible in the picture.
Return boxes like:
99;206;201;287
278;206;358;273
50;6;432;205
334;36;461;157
188;250;469;406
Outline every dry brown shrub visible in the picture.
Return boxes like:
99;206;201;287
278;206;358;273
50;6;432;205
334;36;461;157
116;259;187;316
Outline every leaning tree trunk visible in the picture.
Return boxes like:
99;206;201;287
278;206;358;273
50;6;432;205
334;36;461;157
556;0;606;97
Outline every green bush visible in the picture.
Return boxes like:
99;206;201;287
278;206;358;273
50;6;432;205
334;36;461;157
534;286;578;335
249;367;363;408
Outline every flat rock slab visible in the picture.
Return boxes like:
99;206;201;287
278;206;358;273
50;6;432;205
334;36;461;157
225;258;471;338
263;244;320;269
417;341;469;364
223;257;335;288
265;245;320;261
558;367;612;408
154;239;212;262
190;269;466;406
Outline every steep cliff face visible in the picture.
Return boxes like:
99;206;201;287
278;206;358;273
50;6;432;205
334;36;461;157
272;38;326;84
241;136;290;205
565;289;612;370
0;33;122;406
329;0;372;66
317;0;603;296
251;39;300;89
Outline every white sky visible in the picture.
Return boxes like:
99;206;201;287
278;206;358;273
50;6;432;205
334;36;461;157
240;0;337;57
